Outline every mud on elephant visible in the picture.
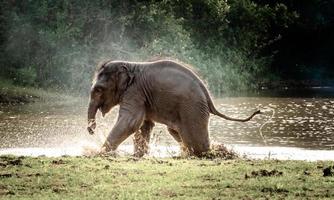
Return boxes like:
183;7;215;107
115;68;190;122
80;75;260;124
87;59;261;157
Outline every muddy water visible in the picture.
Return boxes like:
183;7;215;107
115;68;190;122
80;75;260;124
0;97;334;159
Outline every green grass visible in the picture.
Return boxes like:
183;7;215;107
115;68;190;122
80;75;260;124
0;155;333;199
0;80;78;104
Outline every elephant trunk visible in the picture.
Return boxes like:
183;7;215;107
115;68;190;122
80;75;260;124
87;100;99;135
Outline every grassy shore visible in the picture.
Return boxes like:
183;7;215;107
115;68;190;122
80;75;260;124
0;80;78;104
0;155;333;199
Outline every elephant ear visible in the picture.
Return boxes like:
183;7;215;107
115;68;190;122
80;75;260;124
116;64;134;93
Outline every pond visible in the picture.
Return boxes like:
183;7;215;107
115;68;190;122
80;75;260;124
0;95;334;160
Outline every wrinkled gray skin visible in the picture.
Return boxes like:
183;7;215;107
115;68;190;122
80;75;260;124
87;60;261;157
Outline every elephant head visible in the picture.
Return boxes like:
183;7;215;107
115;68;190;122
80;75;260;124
87;61;134;134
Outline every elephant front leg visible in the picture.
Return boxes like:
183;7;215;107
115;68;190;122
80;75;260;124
133;120;155;157
101;109;145;153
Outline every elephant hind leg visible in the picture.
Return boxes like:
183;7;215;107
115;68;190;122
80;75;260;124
133;120;155;157
184;133;210;157
168;125;210;157
181;129;210;157
180;103;210;157
167;127;187;155
179;116;210;157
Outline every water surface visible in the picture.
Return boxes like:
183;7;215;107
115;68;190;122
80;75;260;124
0;96;334;160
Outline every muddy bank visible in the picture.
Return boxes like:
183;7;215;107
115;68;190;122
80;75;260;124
1;144;334;161
0;91;38;104
0;83;42;104
0;84;79;104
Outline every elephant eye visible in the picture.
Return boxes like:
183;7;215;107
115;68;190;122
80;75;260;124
97;72;104;78
98;71;111;78
94;86;105;93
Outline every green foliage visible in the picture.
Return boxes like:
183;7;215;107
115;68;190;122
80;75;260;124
13;67;37;86
0;0;299;95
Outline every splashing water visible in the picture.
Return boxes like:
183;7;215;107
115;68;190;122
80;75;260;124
1;97;334;160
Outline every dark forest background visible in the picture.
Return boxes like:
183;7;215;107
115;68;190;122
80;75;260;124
0;0;333;96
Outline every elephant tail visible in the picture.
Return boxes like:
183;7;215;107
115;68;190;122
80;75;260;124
211;107;261;122
200;83;261;122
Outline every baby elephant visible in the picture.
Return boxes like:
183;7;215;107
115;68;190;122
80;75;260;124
87;60;260;157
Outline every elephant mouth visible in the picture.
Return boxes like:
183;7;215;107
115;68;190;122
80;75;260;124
98;105;105;116
98;102;108;117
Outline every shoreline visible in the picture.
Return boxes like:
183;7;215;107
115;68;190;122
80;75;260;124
1;144;334;161
0;82;81;104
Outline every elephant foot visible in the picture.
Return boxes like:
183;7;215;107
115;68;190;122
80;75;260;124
179;144;191;157
97;142;118;157
97;147;118;157
81;145;117;157
179;144;211;158
133;132;150;158
133;142;149;158
133;150;147;158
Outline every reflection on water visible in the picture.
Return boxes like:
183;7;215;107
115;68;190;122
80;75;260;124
211;98;334;150
0;96;334;159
